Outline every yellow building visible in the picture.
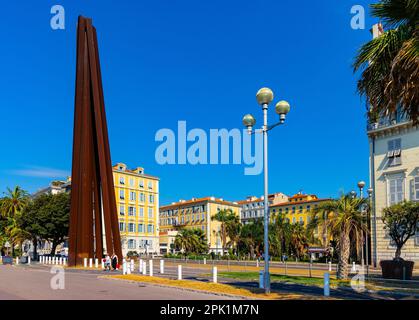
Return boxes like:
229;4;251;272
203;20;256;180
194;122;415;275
269;193;330;245
113;163;159;256
159;197;241;254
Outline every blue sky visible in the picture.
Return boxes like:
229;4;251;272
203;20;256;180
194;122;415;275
0;1;377;205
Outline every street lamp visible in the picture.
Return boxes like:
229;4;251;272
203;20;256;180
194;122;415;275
366;187;373;273
357;181;366;266
242;87;291;294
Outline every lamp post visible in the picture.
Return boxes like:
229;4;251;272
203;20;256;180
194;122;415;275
242;87;291;294
366;187;373;274
357;181;366;266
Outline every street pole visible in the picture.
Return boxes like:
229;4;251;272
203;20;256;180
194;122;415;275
262;103;270;294
358;184;365;267
242;88;291;295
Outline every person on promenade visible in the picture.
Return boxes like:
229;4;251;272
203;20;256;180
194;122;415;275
111;253;118;271
105;254;111;271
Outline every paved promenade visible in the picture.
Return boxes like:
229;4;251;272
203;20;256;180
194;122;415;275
0;265;233;300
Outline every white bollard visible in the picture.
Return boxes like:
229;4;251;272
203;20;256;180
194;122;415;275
127;263;131;274
52;257;55;265
142;261;147;275
328;261;332;272
178;265;182;280
213;266;217;283
48;257;51;264
84;258;88;268
130;259;134;272
256;260;259;268
101;259;105;269
59;257;63;265
95;258;98;269
122;259;127;275
139;259;143;273
351;262;356;272
16;257;19;265
149;260;153;276
160;260;164;274
28;256;31;265
204;258;206;265
40;256;43;264
89;258;93;268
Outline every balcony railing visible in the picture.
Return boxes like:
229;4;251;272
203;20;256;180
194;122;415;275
367;113;410;131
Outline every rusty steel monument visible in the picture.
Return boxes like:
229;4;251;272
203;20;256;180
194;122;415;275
68;16;122;266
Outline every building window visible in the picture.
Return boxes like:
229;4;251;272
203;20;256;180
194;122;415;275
138;224;144;233
292;217;296;224
119;190;125;200
139;180;144;188
299;206;303;213
292;206;296;213
129;178;134;187
388;176;404;205
139;193;145;202
129;191;136;201
387;138;402;166
415;223;419;246
299;216;304;225
149;194;154;203
148;181;153;190
139;207;144;217
119;205;125;215
127;239;136;249
119;222;125;232
148;208;153;218
119;177;125;185
128;206;136;216
414;177;419;201
128;223;135;233
147;224;154;233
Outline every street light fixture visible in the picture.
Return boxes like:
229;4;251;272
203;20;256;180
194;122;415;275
242;87;291;294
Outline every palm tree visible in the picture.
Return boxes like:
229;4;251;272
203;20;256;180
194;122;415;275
238;219;264;259
312;194;369;279
270;213;291;259
174;228;208;256
353;0;419;123
5;215;30;256
1;187;29;256
289;223;309;260
225;215;241;255
211;209;237;254
1;186;29;218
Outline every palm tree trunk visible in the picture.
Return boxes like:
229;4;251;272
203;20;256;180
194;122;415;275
337;232;351;280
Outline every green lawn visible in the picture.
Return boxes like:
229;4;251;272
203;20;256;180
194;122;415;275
215;272;347;288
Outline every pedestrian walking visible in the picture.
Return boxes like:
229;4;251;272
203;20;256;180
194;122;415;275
111;253;118;271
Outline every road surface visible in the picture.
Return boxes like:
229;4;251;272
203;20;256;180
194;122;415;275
0;265;234;300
